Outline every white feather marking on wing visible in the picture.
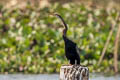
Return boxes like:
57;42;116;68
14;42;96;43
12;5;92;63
76;46;80;56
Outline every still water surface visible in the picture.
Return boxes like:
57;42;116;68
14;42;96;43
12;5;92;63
0;74;120;80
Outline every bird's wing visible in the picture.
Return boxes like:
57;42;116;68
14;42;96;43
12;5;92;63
76;46;86;56
76;46;81;56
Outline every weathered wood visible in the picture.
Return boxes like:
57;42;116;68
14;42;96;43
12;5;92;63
60;65;89;80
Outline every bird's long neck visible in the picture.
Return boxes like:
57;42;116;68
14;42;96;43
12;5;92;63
54;14;76;46
55;14;68;37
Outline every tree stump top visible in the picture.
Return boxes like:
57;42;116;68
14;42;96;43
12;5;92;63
60;65;89;80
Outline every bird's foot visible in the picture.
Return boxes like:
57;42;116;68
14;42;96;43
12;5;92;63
68;60;72;66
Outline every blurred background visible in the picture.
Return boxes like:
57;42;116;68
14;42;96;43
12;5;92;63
0;0;120;78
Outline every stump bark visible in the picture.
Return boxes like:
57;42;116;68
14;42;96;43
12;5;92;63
60;65;89;80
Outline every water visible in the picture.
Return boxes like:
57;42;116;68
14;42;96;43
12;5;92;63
90;74;120;80
0;74;120;80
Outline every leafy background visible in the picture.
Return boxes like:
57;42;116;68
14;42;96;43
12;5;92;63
0;3;120;74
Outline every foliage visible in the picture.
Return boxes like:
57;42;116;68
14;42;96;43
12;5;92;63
0;3;119;74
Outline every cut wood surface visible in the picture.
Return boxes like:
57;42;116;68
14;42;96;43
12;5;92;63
60;65;89;80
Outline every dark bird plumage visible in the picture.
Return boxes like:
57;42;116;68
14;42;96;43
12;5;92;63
52;13;81;65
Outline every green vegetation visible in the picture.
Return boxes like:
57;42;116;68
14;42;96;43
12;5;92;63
0;3;120;74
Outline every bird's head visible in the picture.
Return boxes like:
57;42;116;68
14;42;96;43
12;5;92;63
49;13;68;36
49;13;61;19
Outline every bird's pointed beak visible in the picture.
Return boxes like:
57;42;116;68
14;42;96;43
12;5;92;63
49;12;55;16
49;12;59;17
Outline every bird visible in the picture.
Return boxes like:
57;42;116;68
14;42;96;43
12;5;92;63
51;13;81;65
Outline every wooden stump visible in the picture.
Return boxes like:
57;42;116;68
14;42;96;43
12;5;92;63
60;65;89;80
